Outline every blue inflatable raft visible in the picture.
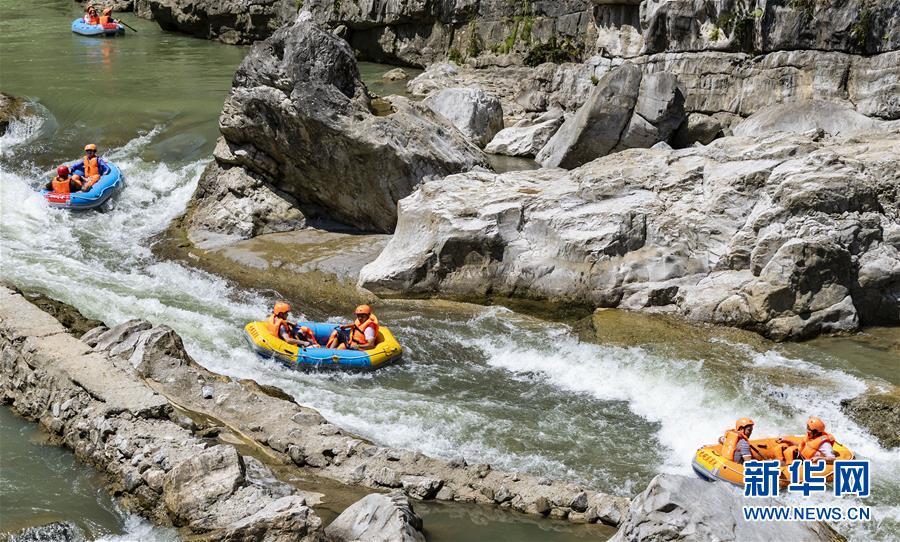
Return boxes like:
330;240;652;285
71;18;125;37
42;162;124;210
244;320;402;371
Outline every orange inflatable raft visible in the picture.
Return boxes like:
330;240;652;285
692;437;854;487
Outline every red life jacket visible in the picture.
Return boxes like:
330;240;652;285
800;433;836;460
350;315;379;347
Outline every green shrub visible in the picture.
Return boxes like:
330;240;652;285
524;37;582;66
448;47;463;64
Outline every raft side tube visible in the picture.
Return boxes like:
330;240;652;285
41;162;124;210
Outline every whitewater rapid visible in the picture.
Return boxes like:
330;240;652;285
1;116;898;540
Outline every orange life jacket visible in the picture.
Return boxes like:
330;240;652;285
84;155;100;180
85;14;100;25
799;433;835;460
99;15;112;25
51;175;82;194
266;314;291;339
721;429;750;463
350;315;379;346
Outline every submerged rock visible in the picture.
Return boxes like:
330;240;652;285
841;390;900;449
8;522;86;542
326;491;425;542
188;20;485;239
610;474;843;541
360;127;900;341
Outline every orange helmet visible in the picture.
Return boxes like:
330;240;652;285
354;304;371;315
735;418;754;430
103;7;113;14
807;416;825;433
273;302;290;315
84;143;98;152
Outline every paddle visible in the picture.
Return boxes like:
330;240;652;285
118;19;138;32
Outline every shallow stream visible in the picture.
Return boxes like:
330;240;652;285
1;1;898;540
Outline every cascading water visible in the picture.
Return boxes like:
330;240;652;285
1;2;898;540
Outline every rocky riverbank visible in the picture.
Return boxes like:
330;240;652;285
0;284;631;533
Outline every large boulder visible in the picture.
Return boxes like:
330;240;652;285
163;445;246;527
485;109;566;157
325;492;425;542
424;88;504;148
733;100;884;137
189;20;485;238
610;474;842;541
536;64;685;169
147;0;293;44
359;129;900;340
0;91;27;136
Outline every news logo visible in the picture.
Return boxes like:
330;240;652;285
742;460;871;522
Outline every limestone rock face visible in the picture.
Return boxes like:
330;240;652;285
536;65;684;168
423;88;504;148
610;474;842;541
360;127;900;340
188;20;485;238
325;492;425;542
732;100;884;137
485;109;566;157
641;0;900;56
147;0;293;44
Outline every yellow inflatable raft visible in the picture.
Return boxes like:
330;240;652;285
244;320;402;370
692;437;854;487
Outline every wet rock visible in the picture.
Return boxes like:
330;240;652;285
8;521;86;542
325;491;425;542
485;109;565;157
188;20;485;238
0;91;28;136
610;474;843;541
147;0;293;44
423;88;504;148
733;100;884;138
841;390;900;449
360;129;900;340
